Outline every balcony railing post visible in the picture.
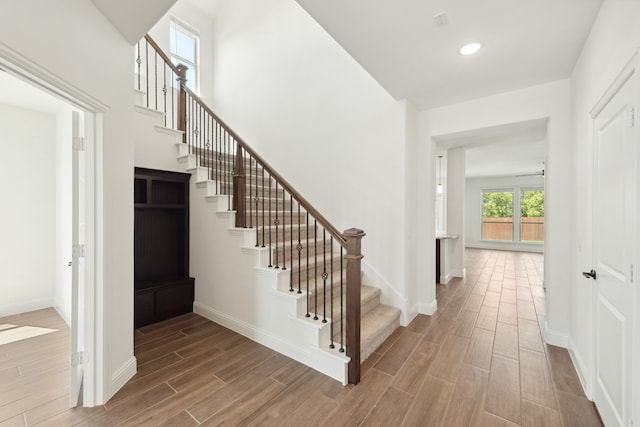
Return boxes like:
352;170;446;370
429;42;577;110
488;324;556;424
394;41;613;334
176;63;188;144
233;145;246;228
344;227;365;385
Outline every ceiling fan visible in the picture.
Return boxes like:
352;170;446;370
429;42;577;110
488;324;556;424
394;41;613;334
516;161;545;177
516;169;544;177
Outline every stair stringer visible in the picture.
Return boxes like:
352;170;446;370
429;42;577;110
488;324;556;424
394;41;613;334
188;169;350;385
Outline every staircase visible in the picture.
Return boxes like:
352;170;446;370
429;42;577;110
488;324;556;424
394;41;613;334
133;35;400;384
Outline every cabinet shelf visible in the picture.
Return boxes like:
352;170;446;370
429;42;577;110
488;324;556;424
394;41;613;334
134;167;194;328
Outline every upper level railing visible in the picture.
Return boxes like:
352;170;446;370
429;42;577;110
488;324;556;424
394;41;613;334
135;34;364;384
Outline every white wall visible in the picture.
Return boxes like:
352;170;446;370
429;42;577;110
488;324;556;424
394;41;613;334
465;175;545;253
415;114;437;314
415;79;572;340
0;0;137;403
404;101;421;318
148;1;215;104
54;106;75;326
569;0;640;405
209;0;412;319
0;104;56;316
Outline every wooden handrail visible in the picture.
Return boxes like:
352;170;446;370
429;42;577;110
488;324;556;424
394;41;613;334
141;33;363;385
144;35;181;76
182;86;348;248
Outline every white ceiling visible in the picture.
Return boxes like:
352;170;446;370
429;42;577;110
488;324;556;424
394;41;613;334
183;0;221;18
434;118;548;178
295;0;603;110
83;0;601;178
0;70;69;114
465;140;545;178
90;0;178;44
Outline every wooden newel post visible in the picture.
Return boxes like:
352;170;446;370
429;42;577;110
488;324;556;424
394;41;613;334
176;64;188;144
344;227;365;385
233;146;246;228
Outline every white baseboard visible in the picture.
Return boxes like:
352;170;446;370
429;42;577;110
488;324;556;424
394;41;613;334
110;356;137;399
54;301;71;328
568;339;592;400
465;242;543;253
404;303;420;327
193;302;348;384
543;321;569;347
452;268;465;278
439;272;454;284
0;298;54;318
419;299;437;315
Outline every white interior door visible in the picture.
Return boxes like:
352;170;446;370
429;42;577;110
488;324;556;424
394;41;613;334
70;111;85;408
591;73;636;427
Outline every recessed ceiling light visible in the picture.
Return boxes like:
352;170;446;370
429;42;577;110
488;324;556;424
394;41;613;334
459;42;482;55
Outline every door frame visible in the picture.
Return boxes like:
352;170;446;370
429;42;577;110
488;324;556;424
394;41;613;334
0;45;106;406
589;50;639;425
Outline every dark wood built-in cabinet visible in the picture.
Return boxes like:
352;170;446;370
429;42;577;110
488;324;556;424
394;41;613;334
134;168;194;328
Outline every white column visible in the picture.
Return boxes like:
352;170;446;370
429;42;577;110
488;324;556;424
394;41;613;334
446;148;465;279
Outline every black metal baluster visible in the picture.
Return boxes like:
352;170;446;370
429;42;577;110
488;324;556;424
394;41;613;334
171;69;175;129
190;97;194;154
313;219;318;321
191;98;195;154
282;189;287;271
249;156;253;228
162;64;167;127
340;248;344;352
232;138;236;203
322;229;327;323
329;237;335;349
297;201;302;294
305;212;310;318
145;41;149;108
286;193;292;273
227;132;231;210
274;182;279;269
268;177;272;267
154;51;158;111
254;160;259;245
202;112;206;172
136;41;141;91
261;168;265;247
206;114;210;174
186;95;190;152
215;122;220;194
196;105;200;162
243;150;247;228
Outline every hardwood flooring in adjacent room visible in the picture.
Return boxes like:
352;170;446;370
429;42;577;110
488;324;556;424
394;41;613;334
0;249;603;426
0;308;71;427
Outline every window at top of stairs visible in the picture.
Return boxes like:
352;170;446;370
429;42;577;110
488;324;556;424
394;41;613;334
170;18;199;93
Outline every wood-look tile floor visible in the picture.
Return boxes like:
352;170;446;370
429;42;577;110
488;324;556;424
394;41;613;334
0;249;604;426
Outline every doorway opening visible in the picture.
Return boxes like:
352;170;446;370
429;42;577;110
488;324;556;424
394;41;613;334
433;118;547;287
0;56;100;414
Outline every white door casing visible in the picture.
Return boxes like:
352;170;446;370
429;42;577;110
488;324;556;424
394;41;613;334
591;61;637;427
0;46;104;406
70;111;84;408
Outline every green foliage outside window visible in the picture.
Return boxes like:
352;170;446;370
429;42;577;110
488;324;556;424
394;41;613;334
520;190;544;218
482;191;513;218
